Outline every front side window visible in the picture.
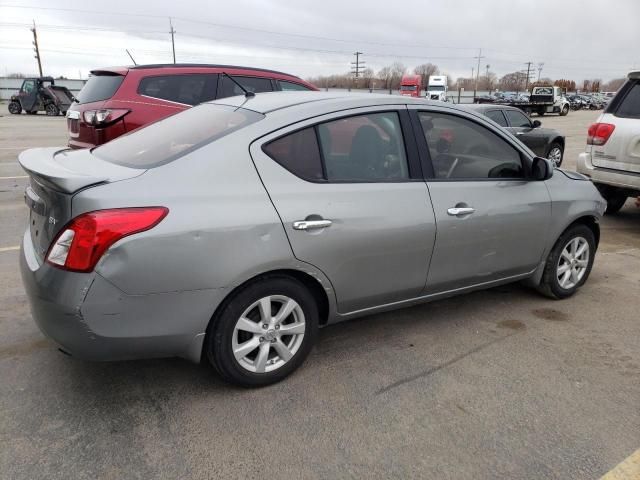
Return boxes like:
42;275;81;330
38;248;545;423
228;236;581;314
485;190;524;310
418;112;524;180
93;104;263;169
504;109;531;128
21;80;35;93
278;80;311;91
217;76;273;98
138;74;217;106
262;112;409;183
485;110;508;127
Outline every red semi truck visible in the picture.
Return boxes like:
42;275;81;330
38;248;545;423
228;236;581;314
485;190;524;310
399;74;422;97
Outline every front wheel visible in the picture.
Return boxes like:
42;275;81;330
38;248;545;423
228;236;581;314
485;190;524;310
207;276;319;387
537;225;596;299
560;105;569;116
8;101;22;114
547;142;564;167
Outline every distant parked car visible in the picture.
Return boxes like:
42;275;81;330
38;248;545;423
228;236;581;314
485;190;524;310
577;70;640;213
464;104;566;166
21;93;604;387
66;63;318;148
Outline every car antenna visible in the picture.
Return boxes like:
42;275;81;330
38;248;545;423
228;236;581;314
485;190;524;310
222;72;255;98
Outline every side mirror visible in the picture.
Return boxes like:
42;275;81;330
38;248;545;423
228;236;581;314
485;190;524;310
531;157;553;181
532;120;542;128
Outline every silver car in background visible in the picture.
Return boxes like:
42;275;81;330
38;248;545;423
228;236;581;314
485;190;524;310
20;92;606;387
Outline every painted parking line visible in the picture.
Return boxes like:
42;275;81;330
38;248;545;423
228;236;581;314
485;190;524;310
0;245;20;253
0;175;28;180
600;448;640;480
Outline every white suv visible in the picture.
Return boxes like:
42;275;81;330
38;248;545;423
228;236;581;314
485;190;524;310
577;70;640;213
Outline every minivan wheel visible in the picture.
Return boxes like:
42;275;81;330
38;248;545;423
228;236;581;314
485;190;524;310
537;225;595;299
207;276;319;387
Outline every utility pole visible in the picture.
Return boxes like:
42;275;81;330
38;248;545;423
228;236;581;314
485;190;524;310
169;18;176;64
31;20;43;77
473;48;484;99
537;62;544;81
524;61;533;90
350;51;365;88
485;64;490;90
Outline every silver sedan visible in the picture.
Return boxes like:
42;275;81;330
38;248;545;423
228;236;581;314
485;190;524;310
19;92;606;387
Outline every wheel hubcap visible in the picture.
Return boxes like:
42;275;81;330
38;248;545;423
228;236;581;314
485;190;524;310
232;295;305;373
556;237;589;289
549;148;562;166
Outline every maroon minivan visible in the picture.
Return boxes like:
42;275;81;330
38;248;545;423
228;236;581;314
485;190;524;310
67;64;318;149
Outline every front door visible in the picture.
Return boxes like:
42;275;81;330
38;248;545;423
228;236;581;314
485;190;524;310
503;108;547;156
250;108;436;313
411;108;551;294
19;79;39;111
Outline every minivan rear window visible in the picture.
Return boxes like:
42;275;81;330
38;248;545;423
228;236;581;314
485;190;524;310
75;74;124;104
92;104;264;168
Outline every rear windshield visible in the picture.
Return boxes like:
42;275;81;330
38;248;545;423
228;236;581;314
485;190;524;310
92;104;264;168
76;74;124;104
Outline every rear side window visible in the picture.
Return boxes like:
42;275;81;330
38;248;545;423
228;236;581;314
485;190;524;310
616;82;640;118
217;76;273;98
263;128;324;181
485;110;507;127
278;80;312;91
138;74;218;106
93;104;263;168
76;74;124;104
263;112;409;183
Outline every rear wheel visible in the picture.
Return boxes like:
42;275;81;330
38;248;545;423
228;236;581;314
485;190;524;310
537;225;595;299
45;104;60;116
8;101;22;114
207;276;319;387
547;142;564;167
596;185;628;214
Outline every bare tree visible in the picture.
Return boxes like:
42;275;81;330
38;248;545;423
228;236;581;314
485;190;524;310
414;63;439;90
602;78;626;91
499;71;527;92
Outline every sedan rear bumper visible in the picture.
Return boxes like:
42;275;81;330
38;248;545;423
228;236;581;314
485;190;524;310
20;231;223;363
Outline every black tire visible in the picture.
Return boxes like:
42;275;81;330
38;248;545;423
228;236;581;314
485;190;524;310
596;185;627;214
45;104;59;116
560;105;569;116
26;110;37;115
8;101;22;114
547;142;564;167
538;109;545;116
207;276;319;387
537;224;596;300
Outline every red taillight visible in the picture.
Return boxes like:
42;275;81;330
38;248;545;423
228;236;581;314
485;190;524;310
83;109;129;127
46;207;169;273
587;123;615;146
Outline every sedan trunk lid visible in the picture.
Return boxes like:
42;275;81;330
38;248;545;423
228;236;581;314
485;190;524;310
19;147;144;262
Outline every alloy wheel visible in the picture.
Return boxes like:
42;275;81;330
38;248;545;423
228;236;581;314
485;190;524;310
556;237;589;289
548;147;563;167
231;295;306;373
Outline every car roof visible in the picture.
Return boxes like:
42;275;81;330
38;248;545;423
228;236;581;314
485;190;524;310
91;63;306;81
208;91;443;115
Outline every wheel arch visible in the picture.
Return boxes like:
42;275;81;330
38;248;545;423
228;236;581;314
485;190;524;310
200;268;331;362
547;136;565;153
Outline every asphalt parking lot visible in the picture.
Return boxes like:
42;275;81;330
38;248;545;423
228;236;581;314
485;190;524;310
0;109;638;479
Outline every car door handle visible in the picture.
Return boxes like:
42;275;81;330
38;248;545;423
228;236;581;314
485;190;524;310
292;219;332;230
447;207;475;216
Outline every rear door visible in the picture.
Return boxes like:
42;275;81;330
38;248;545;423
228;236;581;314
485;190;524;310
250;107;436;313
593;79;640;173
410;107;551;294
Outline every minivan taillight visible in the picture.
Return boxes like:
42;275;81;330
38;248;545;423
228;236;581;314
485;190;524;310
46;207;168;272
83;109;129;127
587;123;615;146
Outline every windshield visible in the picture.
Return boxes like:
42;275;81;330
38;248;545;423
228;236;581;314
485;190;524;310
93;104;264;168
428;86;445;92
76;74;124;104
400;85;417;91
